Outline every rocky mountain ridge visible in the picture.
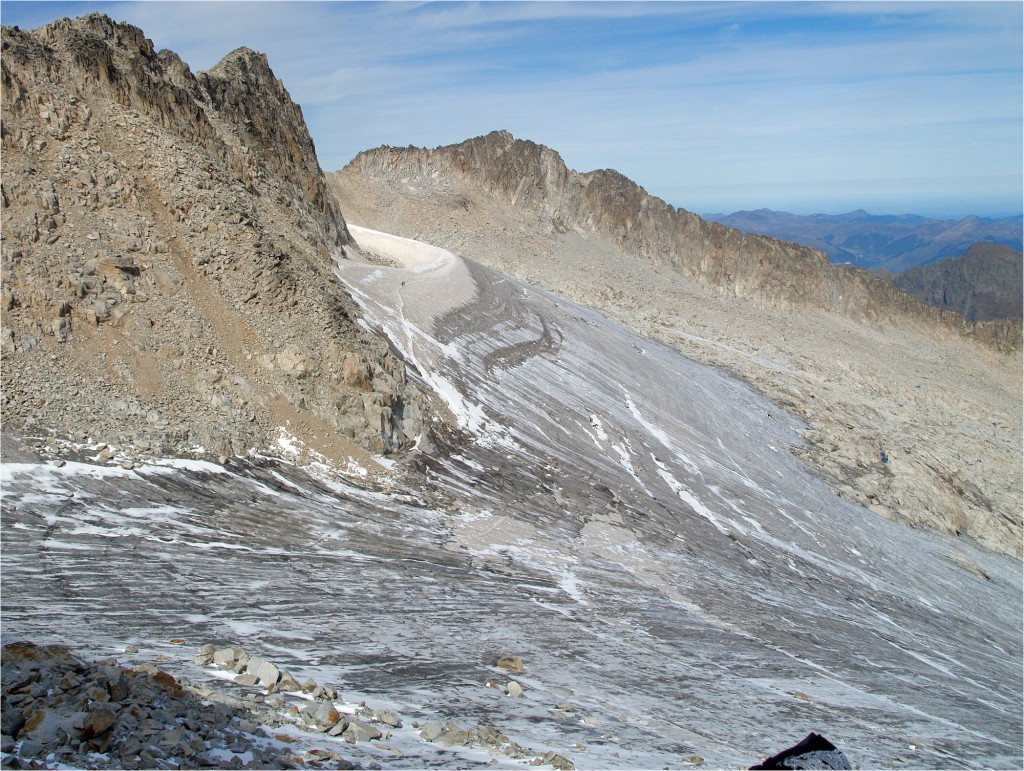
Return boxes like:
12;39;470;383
878;242;1023;322
703;207;1024;273
1;14;431;464
332;132;1022;557
339;131;1019;353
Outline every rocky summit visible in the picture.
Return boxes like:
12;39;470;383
1;14;430;464
2;14;1022;771
335;131;1020;351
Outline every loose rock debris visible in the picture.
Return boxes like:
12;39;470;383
0;641;575;770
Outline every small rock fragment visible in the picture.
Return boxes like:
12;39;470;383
343;718;382;743
213;647;239;668
243;656;281;688
419;721;446;742
374;710;401;728
78;706;118;741
538;751;575;770
496;655;525;672
277;672;302;692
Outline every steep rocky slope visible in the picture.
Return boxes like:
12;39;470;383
1;14;431;464
878;242;1023;322
332;131;1023;557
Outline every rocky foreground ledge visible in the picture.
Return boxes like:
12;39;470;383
0;642;576;770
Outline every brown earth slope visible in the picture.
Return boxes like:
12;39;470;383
331;131;1023;557
1;14;433;469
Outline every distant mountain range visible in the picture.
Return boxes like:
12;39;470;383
877;242;1023;322
702;208;1023;273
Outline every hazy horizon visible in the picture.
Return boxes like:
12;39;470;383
3;1;1021;220
697;204;1024;220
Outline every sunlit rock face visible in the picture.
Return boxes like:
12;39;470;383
1;15;426;459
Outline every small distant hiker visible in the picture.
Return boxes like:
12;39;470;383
750;732;852;769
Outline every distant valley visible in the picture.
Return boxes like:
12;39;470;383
703;207;1023;272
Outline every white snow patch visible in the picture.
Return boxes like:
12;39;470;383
451;453;486;472
610;441;651;496
272;427;371;480
144;458;230;474
348;225;453;274
649;454;730;535
556;568;587;604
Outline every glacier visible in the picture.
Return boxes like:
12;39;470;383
2;228;1020;769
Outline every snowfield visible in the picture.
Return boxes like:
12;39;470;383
2;228;1021;769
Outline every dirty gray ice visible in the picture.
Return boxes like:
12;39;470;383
2;228;1020;769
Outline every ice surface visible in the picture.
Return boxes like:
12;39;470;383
2;228;1021;769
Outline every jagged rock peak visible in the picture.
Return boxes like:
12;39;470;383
208;46;272;72
3;13;351;252
195;44;349;251
1;13;427;460
201;46;288;106
36;12;155;54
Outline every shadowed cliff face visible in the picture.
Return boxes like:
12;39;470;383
879;243;1024;323
342;131;1020;352
1;14;426;459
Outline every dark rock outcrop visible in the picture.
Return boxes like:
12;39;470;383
879;242;1023;322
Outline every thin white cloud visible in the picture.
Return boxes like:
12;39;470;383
3;0;1019;216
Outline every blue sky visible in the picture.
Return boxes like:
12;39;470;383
2;1;1021;218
